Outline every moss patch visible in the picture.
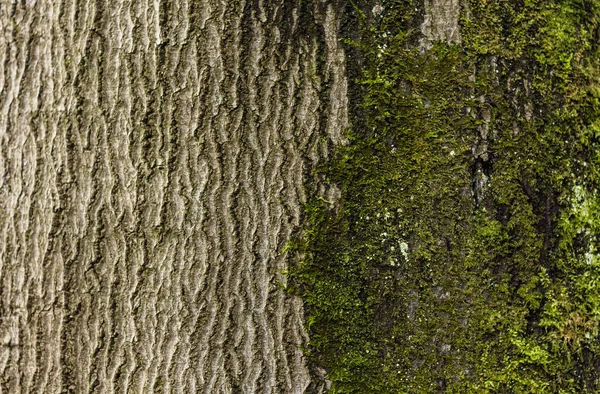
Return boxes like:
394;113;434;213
290;0;600;392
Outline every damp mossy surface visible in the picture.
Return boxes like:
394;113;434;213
290;0;600;392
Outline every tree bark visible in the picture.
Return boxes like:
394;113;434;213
0;1;348;392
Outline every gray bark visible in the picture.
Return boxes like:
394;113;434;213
0;0;347;392
420;0;462;51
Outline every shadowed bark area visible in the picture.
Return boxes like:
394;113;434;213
0;0;348;392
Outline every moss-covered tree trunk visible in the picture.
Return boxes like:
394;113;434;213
292;0;600;392
4;0;600;393
0;1;348;392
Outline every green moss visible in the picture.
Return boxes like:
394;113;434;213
290;0;600;392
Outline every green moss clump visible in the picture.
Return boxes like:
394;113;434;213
289;0;600;392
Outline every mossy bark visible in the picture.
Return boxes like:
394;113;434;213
3;0;600;393
292;1;600;392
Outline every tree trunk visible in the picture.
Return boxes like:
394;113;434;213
6;0;597;393
0;1;347;392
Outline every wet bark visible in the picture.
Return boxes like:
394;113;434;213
0;1;348;393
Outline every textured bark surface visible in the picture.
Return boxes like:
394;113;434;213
0;0;347;392
420;0;462;51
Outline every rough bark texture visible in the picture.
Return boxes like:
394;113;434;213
420;0;462;50
0;0;347;392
